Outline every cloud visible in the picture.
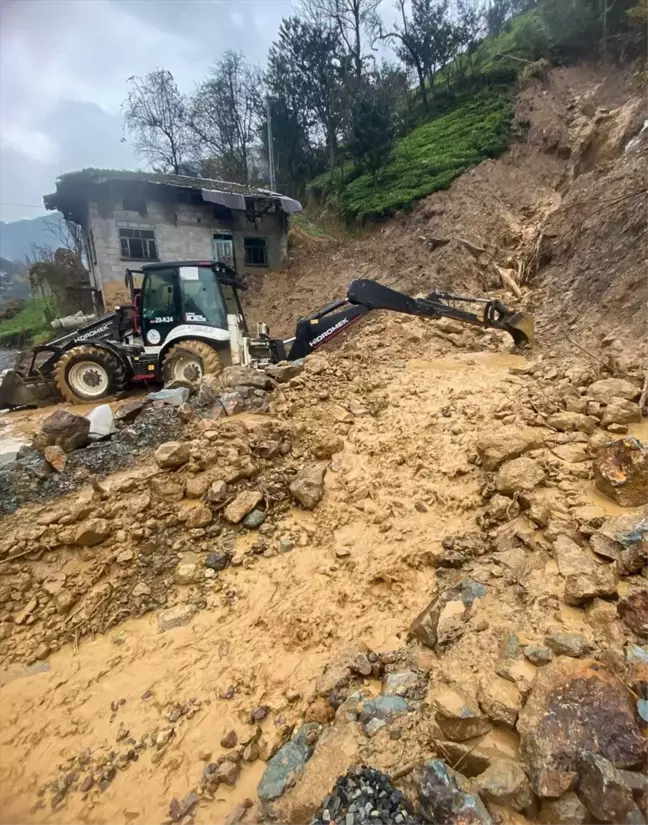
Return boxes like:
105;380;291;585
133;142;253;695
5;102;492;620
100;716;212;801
0;0;294;221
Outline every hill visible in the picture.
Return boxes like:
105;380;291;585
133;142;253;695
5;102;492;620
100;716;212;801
0;214;63;263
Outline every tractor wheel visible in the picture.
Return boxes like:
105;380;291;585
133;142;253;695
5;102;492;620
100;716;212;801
54;346;128;405
162;340;223;385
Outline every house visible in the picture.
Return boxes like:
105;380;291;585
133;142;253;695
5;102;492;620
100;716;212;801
43;169;302;310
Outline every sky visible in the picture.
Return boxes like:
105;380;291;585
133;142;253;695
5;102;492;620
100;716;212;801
0;0;300;223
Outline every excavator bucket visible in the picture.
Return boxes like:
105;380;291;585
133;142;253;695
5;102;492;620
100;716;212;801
0;369;58;410
502;311;535;347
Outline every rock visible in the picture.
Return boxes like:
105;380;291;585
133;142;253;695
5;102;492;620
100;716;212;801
496;457;546;496
617;590;648;636
114;399;147;426
157;604;195;633
185;473;210;498
150;476;185;501
539;792;589;824
588;378;639;403
551;443;589;464
547;411;597;434
154;441;190;469
431;685;492;741
578;751;643;822
207;479;228;503
243;743;260;762
224;490;263;523
305;697;336;724
382;670;420;696
264;362;304;383
545;632;588;658
196;374;221;406
44;445;67;472
174;562;199;585
349;652;373;676
552;534;617;605
289;463;327;509
216;760;241;786
242;508;265;529
474;760;533;811
257;723;320;801
75;518;111;546
602;397;642;427
479;677;522;727
359;696;408;734
589;531;623;560
220;391;246;415
523;645;554;666
476;427;544;471
517;658;647;798
205;551;230;571
594;438;648;507
85;404;116;438
34;410;89;453
409;580;488;651
329;404;354;424
304;355;328;375
417;759;493;825
607;422;628;434
186;504;212;528
147;387;190;405
312;433;344;460
132;582;151;597
220;366;272;390
220;730;238;748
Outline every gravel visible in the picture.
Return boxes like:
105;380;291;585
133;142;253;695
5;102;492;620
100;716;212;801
310;766;423;825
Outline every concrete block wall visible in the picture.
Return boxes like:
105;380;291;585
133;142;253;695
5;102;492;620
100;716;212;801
85;194;288;308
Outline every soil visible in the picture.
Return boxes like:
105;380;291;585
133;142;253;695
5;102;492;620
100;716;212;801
0;63;646;825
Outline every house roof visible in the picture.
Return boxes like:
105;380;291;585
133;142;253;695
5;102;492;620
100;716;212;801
43;168;302;223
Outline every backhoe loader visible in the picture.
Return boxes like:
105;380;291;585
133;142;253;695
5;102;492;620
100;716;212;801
0;260;533;408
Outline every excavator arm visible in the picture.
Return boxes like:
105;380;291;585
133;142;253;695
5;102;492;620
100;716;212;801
285;279;533;361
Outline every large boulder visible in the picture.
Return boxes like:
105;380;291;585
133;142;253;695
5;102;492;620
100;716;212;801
473;759;533;811
476;427;544;471
74;518;112;546
588;378;640;403
546;412;597;435
478;676;522;728
577;751;643;823
552;534;617;605
517;658;647;798
34;410;90;453
496;456;546;496
220;366;272;390
601;397;642;427
289;464;327;509
594;437;648;507
264;362;304;383
154;441;190;469
617;590;648;637
430;685;491;741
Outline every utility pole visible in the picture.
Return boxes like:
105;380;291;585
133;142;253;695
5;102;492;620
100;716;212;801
266;96;276;192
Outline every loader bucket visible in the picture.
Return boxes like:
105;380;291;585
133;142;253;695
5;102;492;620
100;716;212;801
0;370;59;410
503;311;534;347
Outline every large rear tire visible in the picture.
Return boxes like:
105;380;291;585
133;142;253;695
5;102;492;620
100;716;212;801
162;340;223;385
54;346;128;405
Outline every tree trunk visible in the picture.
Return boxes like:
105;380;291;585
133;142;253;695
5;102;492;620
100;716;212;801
416;65;428;111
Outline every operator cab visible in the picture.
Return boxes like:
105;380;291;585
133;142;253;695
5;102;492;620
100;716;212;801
125;260;248;349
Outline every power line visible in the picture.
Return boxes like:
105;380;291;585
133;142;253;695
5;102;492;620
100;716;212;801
0;202;47;209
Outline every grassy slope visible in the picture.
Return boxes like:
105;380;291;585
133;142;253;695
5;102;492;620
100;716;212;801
310;86;515;219
0;297;57;349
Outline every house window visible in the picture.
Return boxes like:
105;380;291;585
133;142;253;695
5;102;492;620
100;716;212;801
122;197;147;215
119;227;158;260
244;237;268;267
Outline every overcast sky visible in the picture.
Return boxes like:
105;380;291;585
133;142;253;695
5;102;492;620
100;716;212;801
0;0;302;223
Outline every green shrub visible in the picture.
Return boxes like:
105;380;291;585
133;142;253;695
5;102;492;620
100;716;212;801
308;86;514;220
0;296;58;349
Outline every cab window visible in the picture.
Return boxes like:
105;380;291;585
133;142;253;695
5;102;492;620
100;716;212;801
142;268;175;320
179;266;227;329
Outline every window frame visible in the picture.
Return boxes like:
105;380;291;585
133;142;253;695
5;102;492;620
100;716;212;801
118;225;158;262
243;236;268;267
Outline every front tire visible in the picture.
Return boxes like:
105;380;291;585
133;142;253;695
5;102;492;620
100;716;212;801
54;346;127;405
162;340;223;385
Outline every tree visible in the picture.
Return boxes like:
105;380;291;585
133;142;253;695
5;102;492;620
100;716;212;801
190;51;263;183
452;0;486;82
44;215;84;260
346;67;399;179
486;0;512;35
267;17;349;174
122;69;193;174
301;0;381;79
